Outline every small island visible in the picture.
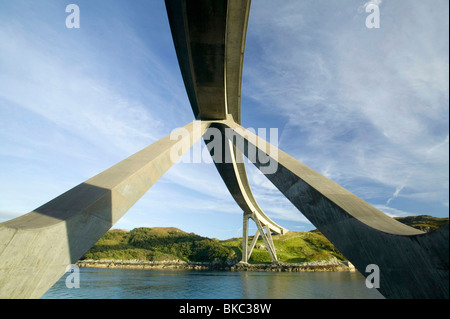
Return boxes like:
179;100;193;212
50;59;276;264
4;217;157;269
77;215;448;272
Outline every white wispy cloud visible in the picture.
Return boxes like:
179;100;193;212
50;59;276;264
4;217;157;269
243;0;449;220
386;184;407;206
0;20;167;158
374;205;411;218
0;2;198;229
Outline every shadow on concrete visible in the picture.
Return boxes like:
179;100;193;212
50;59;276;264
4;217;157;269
0;182;114;298
223;121;449;299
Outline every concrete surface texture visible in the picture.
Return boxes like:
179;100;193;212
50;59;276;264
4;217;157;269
166;0;287;262
166;0;448;299
0;122;210;298
220;120;449;299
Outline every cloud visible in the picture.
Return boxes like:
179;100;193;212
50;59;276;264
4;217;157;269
0;19;172;157
374;205;414;218
243;0;448;218
386;184;407;206
0;2;196;226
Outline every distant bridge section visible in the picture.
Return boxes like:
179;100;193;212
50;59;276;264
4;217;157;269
165;0;449;299
166;0;288;264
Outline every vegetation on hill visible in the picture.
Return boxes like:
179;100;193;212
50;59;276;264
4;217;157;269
81;215;448;264
82;227;237;263
394;215;449;232
81;227;345;264
221;231;346;264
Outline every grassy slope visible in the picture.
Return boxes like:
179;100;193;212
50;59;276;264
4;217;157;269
221;231;346;264
394;215;449;232
81;215;448;264
82;227;346;264
82;227;238;263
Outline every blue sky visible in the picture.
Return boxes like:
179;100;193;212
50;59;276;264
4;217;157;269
0;0;448;240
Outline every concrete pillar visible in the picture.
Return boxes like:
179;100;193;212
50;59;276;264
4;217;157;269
0;121;211;299
223;119;449;299
242;213;249;263
241;212;279;264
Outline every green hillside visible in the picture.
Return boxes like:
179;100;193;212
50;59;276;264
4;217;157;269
82;227;237;263
220;231;346;264
81;227;346;264
394;215;449;232
81;215;448;264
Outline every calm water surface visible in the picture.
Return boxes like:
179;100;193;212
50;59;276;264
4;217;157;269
42;268;384;299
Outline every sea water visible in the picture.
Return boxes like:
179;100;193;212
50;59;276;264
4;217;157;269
42;267;384;299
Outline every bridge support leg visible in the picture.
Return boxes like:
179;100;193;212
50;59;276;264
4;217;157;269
225;119;449;299
241;212;278;263
242;213;249;263
0;121;211;299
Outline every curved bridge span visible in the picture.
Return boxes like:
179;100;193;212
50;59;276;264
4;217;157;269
0;0;448;299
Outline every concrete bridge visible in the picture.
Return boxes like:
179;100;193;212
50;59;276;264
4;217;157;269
0;0;448;299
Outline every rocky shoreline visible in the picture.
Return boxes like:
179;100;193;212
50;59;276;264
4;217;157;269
76;259;355;272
